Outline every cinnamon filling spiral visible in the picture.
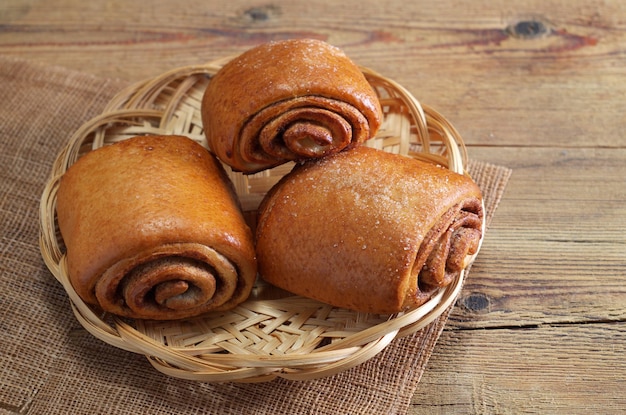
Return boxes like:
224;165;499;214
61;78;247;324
95;243;239;320
238;97;369;169
415;199;483;297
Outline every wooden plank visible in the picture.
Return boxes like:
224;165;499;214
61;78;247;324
409;322;626;414
1;1;625;148
450;146;626;328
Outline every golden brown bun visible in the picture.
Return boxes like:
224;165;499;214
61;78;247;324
255;146;483;314
201;38;383;174
56;135;257;320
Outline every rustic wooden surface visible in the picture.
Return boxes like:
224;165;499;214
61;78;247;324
2;0;625;413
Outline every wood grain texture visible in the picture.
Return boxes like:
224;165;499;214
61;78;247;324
453;147;626;329
1;0;625;413
406;146;625;413
410;323;626;414
1;0;624;150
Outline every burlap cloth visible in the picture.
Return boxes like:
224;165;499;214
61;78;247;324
0;55;512;415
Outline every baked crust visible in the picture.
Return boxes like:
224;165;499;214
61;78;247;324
201;39;382;173
56;135;257;320
255;146;483;314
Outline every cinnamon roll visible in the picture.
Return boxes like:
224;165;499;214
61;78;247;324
201;39;383;173
255;146;483;314
56;135;257;320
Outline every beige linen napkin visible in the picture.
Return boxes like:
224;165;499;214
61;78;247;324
0;55;511;415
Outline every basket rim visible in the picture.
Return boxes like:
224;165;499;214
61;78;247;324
38;58;482;382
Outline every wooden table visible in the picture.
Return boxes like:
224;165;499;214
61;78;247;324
2;0;624;412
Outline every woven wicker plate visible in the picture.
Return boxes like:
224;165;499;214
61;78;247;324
39;58;483;382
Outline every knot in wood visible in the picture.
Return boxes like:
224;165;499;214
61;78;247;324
461;292;491;313
507;19;550;39
244;5;280;22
